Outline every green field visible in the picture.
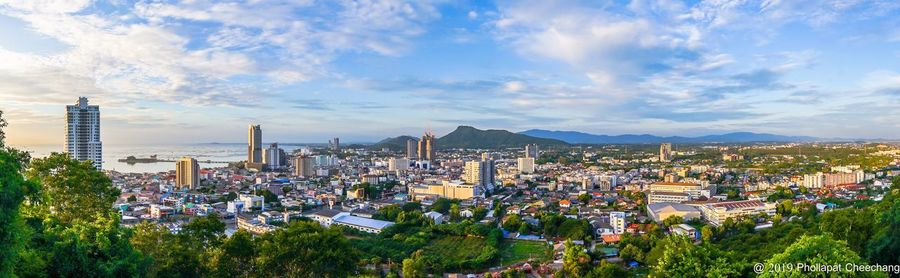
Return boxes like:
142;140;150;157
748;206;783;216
500;240;551;266
422;236;487;261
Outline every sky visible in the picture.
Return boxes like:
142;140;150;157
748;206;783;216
1;0;900;145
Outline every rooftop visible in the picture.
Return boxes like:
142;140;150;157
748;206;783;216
651;182;701;187
707;200;768;211
333;213;394;230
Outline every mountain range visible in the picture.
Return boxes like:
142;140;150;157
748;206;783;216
519;129;821;144
371;126;829;150
373;126;568;150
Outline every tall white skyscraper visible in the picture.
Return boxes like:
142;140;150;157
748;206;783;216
65;97;102;169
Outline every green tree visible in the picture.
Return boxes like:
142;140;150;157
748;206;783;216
760;234;885;277
24;153;120;224
588;260;627;278
0;132;37;276
651;236;739;278
255;222;358;277
577;193;591;204
867;199;900;266
562;240;590;277
431;198;453;214
662;216;684;227
210;229;256;277
130;222;174;276
700;225;715;242
619;244;643;263
402;250;427;278
225;191;238;202
181;213;226;248
449;203;461;222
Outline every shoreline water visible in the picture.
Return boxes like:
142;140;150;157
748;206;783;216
12;143;309;173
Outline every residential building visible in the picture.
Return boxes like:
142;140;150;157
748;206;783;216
65;97;102;169
409;180;479;200
660;143;673;162
330;137;340;151
609;211;626;234
389;157;410;171
247;124;263;169
465;156;495;188
263;143;285;169
175;156;199;190
406;139;418;159
294;156;314;177
525;144;539;158
517;157;535;174
417;132;435;161
239;194;265;211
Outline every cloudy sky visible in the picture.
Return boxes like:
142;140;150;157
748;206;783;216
1;0;899;145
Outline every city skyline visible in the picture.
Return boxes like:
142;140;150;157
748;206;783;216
2;1;900;146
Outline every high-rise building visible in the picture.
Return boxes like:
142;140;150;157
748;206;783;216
248;124;262;163
330;137;340;151
517;157;535;174
175;156;199;190
525;144;539;158
389;157;410;171
659;143;673;162
65;97;102;169
464;154;495;190
294;156;314;177
406;139;418;159
263;143;285;169
417;132;435;161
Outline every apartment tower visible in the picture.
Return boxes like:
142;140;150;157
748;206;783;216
65;97;102;169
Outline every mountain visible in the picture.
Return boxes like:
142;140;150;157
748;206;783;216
371;135;417;151
436;126;569;149
519;129;820;144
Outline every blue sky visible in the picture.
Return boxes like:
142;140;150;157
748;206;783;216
1;0;899;145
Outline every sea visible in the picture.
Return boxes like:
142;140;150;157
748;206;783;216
12;143;313;173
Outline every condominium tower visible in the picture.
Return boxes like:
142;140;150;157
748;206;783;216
248;124;262;163
525;144;539;158
406;139;418;159
65;97;102;169
660;143;673;162
175;156;199;190
417;132;435;161
294;156;315;177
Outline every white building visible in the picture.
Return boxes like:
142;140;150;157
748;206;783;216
239;194;265;211
699;200;776;226
517;157;535;174
465;157;495;190
65;97;102;169
609;211;626;234
263;143;285;169
389;157;410;171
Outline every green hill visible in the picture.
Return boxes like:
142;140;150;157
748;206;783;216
435;126;568;149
